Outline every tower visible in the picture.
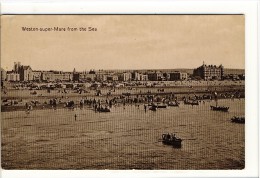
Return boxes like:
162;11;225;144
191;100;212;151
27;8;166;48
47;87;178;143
17;62;21;72
14;62;17;72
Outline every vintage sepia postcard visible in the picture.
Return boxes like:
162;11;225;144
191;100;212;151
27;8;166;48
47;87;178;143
1;15;245;170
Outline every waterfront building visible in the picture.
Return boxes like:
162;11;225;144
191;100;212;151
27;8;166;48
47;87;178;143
119;72;132;81
140;74;148;81
32;71;42;81
169;71;188;81
41;71;73;82
79;73;96;81
193;63;224;80
13;62;21;73
132;72;141;81
11;62;33;81
147;72;163;81
6;71;20;81
107;74;119;81
19;65;33;81
1;68;7;81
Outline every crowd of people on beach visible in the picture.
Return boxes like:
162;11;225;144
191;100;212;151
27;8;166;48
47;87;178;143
18;88;243;114
1;84;244;115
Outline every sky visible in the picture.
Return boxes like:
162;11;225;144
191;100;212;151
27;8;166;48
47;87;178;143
1;15;245;71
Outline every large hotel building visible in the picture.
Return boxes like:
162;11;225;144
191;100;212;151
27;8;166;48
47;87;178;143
193;63;224;80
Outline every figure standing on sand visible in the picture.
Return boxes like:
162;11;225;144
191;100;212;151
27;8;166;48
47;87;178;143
74;114;77;121
94;104;97;112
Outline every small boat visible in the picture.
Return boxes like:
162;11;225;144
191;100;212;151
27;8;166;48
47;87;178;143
184;100;199;106
148;103;167;108
97;107;111;112
148;103;156;107
149;106;157;111
191;101;199;105
210;105;229;112
168;101;179;107
231;116;245;123
210;92;229;112
157;105;167;108
162;133;182;148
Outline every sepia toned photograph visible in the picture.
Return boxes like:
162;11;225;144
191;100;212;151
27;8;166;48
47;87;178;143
1;15;245;170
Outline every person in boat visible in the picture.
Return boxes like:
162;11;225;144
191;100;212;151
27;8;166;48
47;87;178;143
94;104;97;112
109;100;113;108
168;133;176;141
172;134;176;140
25;105;31;114
166;133;171;140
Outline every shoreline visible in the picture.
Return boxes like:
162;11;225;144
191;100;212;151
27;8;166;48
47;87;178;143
1;83;244;112
1;97;244;113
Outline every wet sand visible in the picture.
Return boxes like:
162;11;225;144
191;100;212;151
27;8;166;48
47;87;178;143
1;99;244;169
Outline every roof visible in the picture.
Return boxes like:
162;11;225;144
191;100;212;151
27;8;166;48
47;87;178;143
6;71;18;74
22;65;32;70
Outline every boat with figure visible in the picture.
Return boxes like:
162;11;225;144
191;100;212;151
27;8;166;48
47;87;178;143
231;116;245;123
65;100;75;110
210;91;229;112
210;105;229;112
157;104;167;108
162;133;182;147
168;101;180;107
183;99;199;106
149;105;157;111
97;107;111;112
148;103;167;108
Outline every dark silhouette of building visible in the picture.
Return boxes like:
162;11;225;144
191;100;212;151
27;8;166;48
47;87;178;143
89;69;96;74
169;71;188;81
72;68;79;81
193;62;224;80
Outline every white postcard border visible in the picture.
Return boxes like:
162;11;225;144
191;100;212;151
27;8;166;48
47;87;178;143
0;0;259;178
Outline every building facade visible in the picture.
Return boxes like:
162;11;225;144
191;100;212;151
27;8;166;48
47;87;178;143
147;72;163;81
6;72;20;81
119;72;132;81
42;71;73;81
19;66;33;81
193;63;224;80
140;74;148;81
79;73;96;81
169;71;188;81
132;72;141;81
1;68;7;81
109;75;119;81
32;71;42;81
